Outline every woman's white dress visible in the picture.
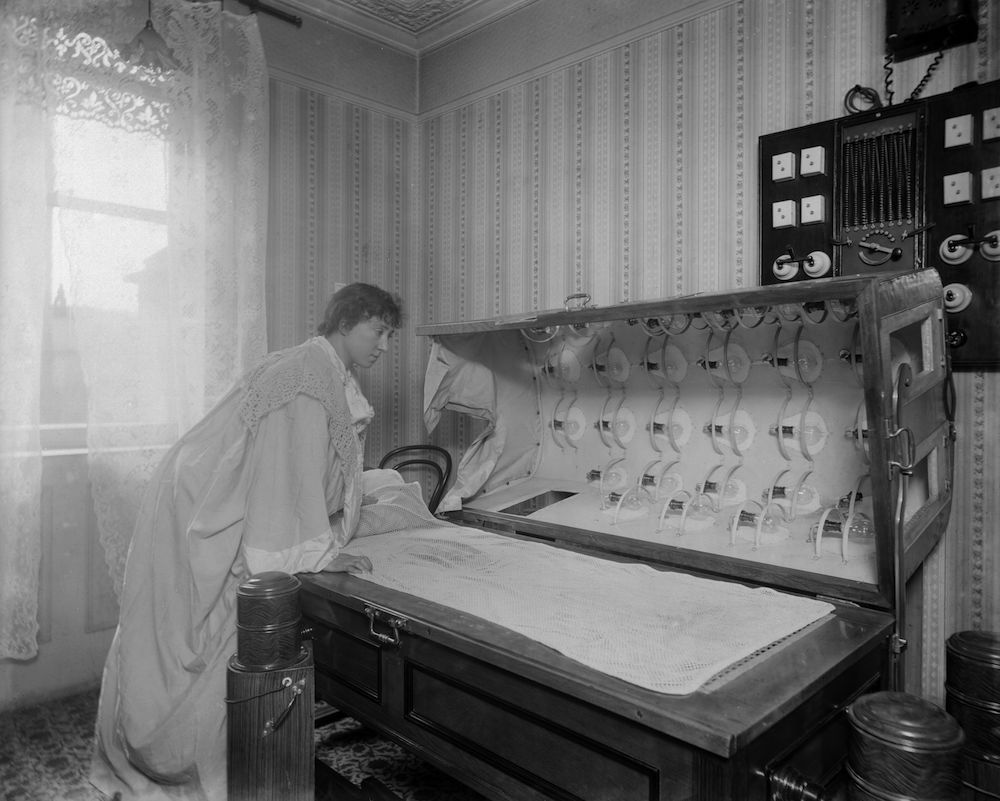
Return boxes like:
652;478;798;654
90;336;374;800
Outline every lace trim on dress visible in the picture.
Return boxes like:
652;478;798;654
238;341;358;465
315;335;374;429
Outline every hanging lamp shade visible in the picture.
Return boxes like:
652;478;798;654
121;1;179;71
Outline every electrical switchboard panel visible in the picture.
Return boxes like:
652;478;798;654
759;78;1000;370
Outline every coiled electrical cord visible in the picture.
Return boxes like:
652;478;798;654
883;51;895;106
845;46;948;114
909;49;945;100
843;84;883;115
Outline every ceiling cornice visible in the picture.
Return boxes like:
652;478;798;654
277;0;539;55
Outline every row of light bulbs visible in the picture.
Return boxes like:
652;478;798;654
523;299;873;562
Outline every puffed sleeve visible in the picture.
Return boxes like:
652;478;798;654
241;393;348;575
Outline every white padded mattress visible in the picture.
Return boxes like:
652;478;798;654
343;525;833;695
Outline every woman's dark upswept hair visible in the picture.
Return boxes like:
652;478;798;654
317;283;403;336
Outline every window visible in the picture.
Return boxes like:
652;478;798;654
42;113;176;455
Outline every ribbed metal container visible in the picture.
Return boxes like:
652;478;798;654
235;571;303;671
847;691;965;801
948;632;1000;707
227;648;314;801
946;631;1000;799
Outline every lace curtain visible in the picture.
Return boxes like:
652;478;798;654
0;0;268;659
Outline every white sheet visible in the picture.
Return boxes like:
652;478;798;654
342;526;833;695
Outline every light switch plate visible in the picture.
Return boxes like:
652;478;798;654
800;146;826;176
984;107;1000;141
944;114;974;148
801;195;826;224
982;166;1000;200
943;172;973;205
772;152;796;182
772;200;797;228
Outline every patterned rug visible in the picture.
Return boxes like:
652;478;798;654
314;712;485;801
0;689;484;801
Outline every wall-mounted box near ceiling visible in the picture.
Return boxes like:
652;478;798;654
885;0;979;62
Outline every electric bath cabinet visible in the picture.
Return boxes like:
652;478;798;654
299;270;954;801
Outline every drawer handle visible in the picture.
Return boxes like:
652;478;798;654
364;604;407;647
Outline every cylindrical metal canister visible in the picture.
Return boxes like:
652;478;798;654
235;571;303;671
847;691;965;801
946;631;1000;799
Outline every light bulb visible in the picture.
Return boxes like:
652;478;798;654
612;418;631;437
660;474;681;494
849;514;874;539
725;344;750;382
662;313;687;333
799;356;818;375
565;419;579;435
662;345;687;382
801;425;823;448
795;340;823;383
690;496;712;515
795;484;818;505
760;513;780;534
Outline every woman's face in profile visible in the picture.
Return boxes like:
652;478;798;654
342;316;395;368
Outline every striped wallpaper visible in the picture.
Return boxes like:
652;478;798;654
266;83;425;461
266;0;1000;700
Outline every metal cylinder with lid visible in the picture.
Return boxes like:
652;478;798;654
235;571;305;671
847;691;965;801
228;571;314;800
946;630;1000;799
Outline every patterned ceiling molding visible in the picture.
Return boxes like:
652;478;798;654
280;0;539;53
338;0;481;32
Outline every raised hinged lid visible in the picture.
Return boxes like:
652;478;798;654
418;272;953;628
848;691;964;752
